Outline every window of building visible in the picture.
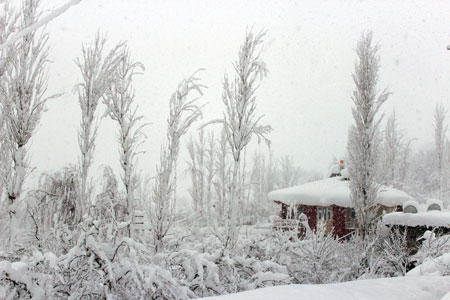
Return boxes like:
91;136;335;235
317;207;332;221
403;205;418;214
427;203;441;211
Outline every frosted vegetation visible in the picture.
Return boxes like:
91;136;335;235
0;1;450;299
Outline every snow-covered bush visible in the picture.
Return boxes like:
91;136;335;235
0;260;44;299
336;223;410;280
269;223;342;284
408;231;450;277
0;219;194;299
413;231;450;266
152;228;290;298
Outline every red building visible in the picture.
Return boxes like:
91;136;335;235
269;175;411;237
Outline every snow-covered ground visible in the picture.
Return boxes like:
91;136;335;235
200;276;450;300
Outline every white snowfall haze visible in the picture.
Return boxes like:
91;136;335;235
1;0;450;299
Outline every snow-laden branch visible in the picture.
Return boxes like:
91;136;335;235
0;0;82;51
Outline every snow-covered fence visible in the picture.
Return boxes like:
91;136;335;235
132;210;150;232
272;218;299;231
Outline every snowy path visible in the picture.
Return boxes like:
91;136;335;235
200;276;450;300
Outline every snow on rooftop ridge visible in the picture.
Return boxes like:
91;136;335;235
383;211;450;227
268;177;412;208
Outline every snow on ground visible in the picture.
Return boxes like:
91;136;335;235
268;176;412;207
199;276;450;300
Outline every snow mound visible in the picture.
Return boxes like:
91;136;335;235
199;276;450;300
383;211;450;227
407;252;450;276
268;177;412;207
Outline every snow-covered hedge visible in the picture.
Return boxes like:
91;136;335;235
0;219;414;299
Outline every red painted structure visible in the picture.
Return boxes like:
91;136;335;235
277;202;355;237
275;201;401;237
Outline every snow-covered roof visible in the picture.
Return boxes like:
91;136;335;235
268;177;412;208
383;201;450;227
383;211;450;227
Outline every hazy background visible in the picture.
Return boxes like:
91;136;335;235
27;0;450;203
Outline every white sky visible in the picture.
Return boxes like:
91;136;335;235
26;0;450;196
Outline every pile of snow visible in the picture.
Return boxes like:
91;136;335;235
268;177;412;207
200;276;450;300
383;211;450;227
407;252;450;276
383;200;450;227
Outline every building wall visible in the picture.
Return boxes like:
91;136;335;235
303;205;317;231
332;205;350;237
377;205;397;216
276;202;398;238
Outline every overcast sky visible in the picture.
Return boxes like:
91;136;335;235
27;0;450;196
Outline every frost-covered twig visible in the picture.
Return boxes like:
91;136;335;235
148;70;205;253
75;32;124;221
0;0;60;248
103;45;147;236
204;29;272;250
0;0;82;51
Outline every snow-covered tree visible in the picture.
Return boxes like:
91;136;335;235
93;165;123;225
250;152;269;204
382;111;400;185
27;164;79;241
379;111;412;188
279;155;301;188
207;30;272;249
246;151;278;223
434;103;447;199
0;0;60;245
148;71;205;253
75;33;124;222
203;132;215;218
187;131;205;219
347;31;389;236
407;148;438;198
0;4;16;202
187;129;215;225
103;45;146;236
0;0;82;51
212;126;231;223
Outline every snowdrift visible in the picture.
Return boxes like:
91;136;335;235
199;276;450;300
